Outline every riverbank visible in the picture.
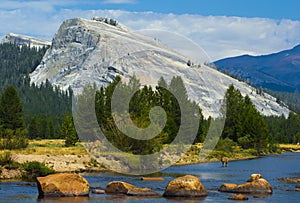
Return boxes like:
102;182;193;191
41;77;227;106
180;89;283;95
2;152;300;203
1;140;300;180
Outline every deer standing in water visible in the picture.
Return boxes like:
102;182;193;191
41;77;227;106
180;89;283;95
220;157;228;167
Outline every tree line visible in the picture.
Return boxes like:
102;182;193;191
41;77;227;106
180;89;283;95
0;43;72;145
0;42;299;154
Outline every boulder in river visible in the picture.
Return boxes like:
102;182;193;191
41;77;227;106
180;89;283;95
278;177;300;183
163;175;207;197
91;189;105;194
228;193;249;200
104;181;135;194
247;174;262;182
127;187;159;196
36;173;90;197
105;181;158;196
219;174;272;194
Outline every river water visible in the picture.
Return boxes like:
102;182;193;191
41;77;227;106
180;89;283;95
1;152;299;202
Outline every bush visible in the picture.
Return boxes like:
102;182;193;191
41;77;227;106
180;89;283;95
21;161;55;181
238;134;252;149
215;138;237;152
0;151;13;166
0;136;28;150
0;129;28;150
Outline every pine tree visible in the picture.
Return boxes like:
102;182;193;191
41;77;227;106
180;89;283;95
61;115;78;147
28;117;39;139
222;84;243;142
0;86;24;131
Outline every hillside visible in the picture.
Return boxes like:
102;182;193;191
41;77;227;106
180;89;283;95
0;43;72;139
30;17;290;118
214;45;300;93
1;33;51;49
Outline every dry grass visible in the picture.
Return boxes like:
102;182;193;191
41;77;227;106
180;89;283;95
279;144;300;151
2;139;88;155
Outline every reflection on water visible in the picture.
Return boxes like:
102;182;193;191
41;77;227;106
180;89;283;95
1;152;300;202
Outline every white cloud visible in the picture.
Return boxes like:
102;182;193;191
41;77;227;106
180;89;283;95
101;0;136;4
1;7;300;60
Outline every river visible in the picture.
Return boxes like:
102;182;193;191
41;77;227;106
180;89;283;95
1;152;299;202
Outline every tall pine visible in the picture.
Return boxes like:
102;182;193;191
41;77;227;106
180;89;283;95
0;86;24;131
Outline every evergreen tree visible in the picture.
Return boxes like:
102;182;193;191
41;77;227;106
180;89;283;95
28;117;39;139
222;85;270;153
0;86;24;131
222;84;243;142
61;115;78;147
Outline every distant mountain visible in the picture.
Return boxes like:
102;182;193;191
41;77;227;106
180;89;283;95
214;45;300;93
1;33;51;48
29;17;289;118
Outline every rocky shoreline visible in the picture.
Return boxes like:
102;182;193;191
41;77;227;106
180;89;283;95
1;145;299;181
35;173;273;201
0;153;258;181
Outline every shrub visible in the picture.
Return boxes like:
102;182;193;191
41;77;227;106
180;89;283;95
0;129;28;150
21;161;55;181
215;138;237;152
0;151;13;166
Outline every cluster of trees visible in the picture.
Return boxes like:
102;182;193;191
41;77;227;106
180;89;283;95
0;43;72;142
221;85;270;153
265;89;300;113
87;75;207;154
74;75;300;155
265;113;300;144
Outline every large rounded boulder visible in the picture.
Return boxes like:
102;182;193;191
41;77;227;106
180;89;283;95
36;173;90;197
219;174;272;194
163;175;207;197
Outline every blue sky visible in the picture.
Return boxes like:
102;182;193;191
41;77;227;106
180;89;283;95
67;0;300;20
0;0;300;60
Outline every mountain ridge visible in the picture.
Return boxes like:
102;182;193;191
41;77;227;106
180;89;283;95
28;17;290;118
1;33;51;48
214;44;300;93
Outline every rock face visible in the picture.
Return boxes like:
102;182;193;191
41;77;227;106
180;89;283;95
219;174;272;194
36;173;90;197
29;17;290;118
163;175;207;197
104;181;135;194
228;193;249;200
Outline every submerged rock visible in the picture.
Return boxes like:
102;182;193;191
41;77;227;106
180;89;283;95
127;187;159;196
163;175;207;197
219;174;272;194
91;189;105;194
279;177;300;183
228;193;249;200
36;173;90;197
